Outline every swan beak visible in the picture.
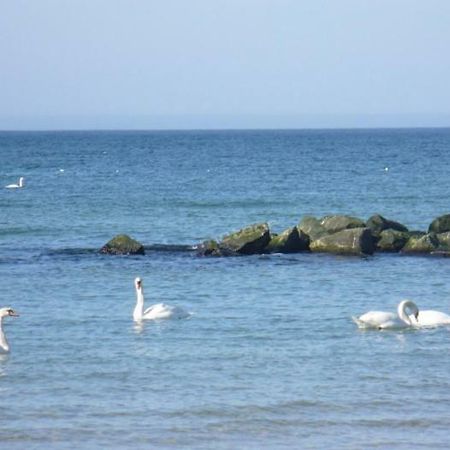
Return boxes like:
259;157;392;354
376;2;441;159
9;311;19;317
414;312;419;321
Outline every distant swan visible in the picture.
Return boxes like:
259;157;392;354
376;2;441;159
0;307;19;353
5;177;24;189
133;277;189;321
352;300;419;330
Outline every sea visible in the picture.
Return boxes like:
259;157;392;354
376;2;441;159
1;128;450;449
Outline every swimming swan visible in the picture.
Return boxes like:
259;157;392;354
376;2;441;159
5;177;24;189
0;307;19;353
352;300;419;330
412;305;450;327
133;277;189;321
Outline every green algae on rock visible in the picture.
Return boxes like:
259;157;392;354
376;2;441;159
265;227;310;253
310;227;374;255
100;234;145;255
220;223;271;255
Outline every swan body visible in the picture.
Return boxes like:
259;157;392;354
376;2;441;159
353;300;419;330
133;277;189;321
411;309;450;327
0;307;19;353
5;177;24;189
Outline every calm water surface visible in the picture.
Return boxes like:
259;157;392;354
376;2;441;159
1;129;450;449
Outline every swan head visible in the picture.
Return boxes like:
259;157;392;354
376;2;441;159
398;300;419;323
134;277;142;290
0;307;19;319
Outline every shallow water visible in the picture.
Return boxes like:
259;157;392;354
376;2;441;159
1;129;450;449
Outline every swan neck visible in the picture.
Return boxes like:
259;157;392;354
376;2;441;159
398;301;414;325
133;287;144;321
0;318;9;352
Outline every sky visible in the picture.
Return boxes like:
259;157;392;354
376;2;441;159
1;0;450;130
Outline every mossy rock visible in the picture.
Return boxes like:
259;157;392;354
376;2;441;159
100;234;145;255
220;223;271;255
436;232;450;250
297;216;327;241
401;233;439;254
376;229;410;252
310;227;374;255
196;239;222;257
428;214;450;233
320;215;366;234
265;227;310;253
366;214;408;237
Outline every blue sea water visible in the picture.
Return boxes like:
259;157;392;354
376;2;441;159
1;128;450;449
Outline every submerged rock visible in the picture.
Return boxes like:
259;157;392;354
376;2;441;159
310;227;374;255
100;234;145;255
196;239;222;257
265;227;310;253
428;214;450;234
220;223;271;255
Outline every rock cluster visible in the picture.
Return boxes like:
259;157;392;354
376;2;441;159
196;213;450;257
99;213;450;257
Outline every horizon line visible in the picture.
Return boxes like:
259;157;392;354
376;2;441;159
1;125;450;133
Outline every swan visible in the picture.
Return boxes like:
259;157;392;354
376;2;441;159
0;307;19;353
5;177;24;189
353;300;419;330
411;305;450;327
133;277;189;321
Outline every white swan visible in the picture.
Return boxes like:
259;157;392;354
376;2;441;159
412;305;450;327
5;177;24;189
353;300;419;330
0;307;19;353
133;277;189;321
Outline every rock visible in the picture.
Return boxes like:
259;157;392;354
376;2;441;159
436;232;450;250
428;214;450;234
310;227;374;255
401;233;439;254
196;239;223;257
376;229;410;252
298;216;327;241
220;223;271;255
366;214;408;237
320;215;366;234
265;227;310;253
100;234;145;255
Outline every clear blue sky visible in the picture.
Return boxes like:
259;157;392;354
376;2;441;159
1;0;450;129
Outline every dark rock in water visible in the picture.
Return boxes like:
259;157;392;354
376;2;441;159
428;214;450;234
220;223;271;255
436;231;450;250
100;234;145;255
265;227;310;253
297;216;327;241
366;214;408;237
310;227;374;255
376;229;410;252
320;215;366;234
196;239;227;257
401;233;439;254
